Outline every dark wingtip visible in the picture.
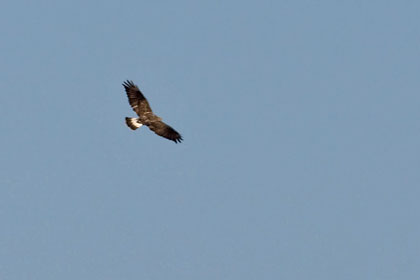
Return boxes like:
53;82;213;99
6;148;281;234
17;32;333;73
122;80;135;89
174;135;183;143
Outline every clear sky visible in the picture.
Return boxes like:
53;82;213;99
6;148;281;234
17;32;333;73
1;0;419;279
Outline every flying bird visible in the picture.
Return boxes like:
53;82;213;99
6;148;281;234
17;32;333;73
123;80;183;143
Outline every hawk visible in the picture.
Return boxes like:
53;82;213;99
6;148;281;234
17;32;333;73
123;80;183;143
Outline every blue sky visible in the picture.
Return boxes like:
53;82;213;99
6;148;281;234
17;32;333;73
1;0;420;279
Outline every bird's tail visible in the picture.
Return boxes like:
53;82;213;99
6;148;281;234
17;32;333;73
125;117;143;130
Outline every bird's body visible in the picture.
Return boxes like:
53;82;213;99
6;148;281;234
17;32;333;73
122;80;183;143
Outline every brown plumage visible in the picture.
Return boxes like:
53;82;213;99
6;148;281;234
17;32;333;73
123;80;183;143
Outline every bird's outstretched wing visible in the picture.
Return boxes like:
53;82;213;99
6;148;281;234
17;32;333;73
147;121;183;143
122;80;153;117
